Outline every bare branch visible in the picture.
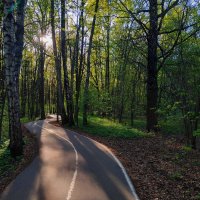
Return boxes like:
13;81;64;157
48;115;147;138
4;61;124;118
118;0;149;35
158;0;179;18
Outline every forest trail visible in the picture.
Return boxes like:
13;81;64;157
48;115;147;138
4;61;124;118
0;116;139;200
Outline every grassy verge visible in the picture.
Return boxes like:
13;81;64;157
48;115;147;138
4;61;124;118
75;115;184;138
0;141;23;178
0;140;14;176
76;115;149;138
159;116;184;135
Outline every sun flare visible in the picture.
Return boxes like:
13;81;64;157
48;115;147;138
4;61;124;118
40;34;52;47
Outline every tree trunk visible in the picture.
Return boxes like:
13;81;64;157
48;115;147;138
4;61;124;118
3;0;25;156
20;61;28;117
38;43;45;119
75;0;85;126
0;15;5;142
61;0;74;126
131;85;136;126
83;0;100;125
105;1;111;92
146;0;158;132
51;0;67;125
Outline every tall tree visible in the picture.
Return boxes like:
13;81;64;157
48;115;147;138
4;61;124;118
51;0;67;125
61;0;74;126
34;0;50;119
105;0;111;93
119;0;193;131
83;0;100;125
38;41;45;119
75;0;85;126
146;0;158;131
3;0;26;156
0;3;5;142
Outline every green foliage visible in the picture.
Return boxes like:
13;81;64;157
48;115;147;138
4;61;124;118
0;138;28;178
192;161;200;167
128;118;146;130
1;112;31;142
127;116;183;136
194;193;200;200
1;108;9;142
169;171;183;181
20;117;31;124
182;145;192;152
0;140;15;176
193;129;200;137
0;114;31;177
159;116;184;135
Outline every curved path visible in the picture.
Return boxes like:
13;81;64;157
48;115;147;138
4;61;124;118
0;116;139;200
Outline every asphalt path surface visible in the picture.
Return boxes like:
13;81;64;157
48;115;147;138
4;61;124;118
0;116;139;200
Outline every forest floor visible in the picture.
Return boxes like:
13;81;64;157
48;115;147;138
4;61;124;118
0;125;38;193
85;134;200;200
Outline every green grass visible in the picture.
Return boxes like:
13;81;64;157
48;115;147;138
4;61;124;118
77;115;149;138
182;145;192;152
126;118;146;130
0;140;15;176
169;171;183;181
194;194;200;200
20;117;31;124
75;115;184;138
125;116;184;135
1;116;31;142
0;116;32;178
159;116;184;135
0;139;26;178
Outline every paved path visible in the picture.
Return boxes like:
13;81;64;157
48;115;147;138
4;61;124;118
0;117;139;200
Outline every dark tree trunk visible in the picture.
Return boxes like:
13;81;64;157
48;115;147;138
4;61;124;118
38;43;45;119
3;0;26;157
0;15;5;142
75;0;85;126
131;85;136;127
105;1;111;92
51;0;67;125
83;0;100;125
30;56;38;119
71;6;80;110
61;0;74;126
20;61;28;117
146;0;158;132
